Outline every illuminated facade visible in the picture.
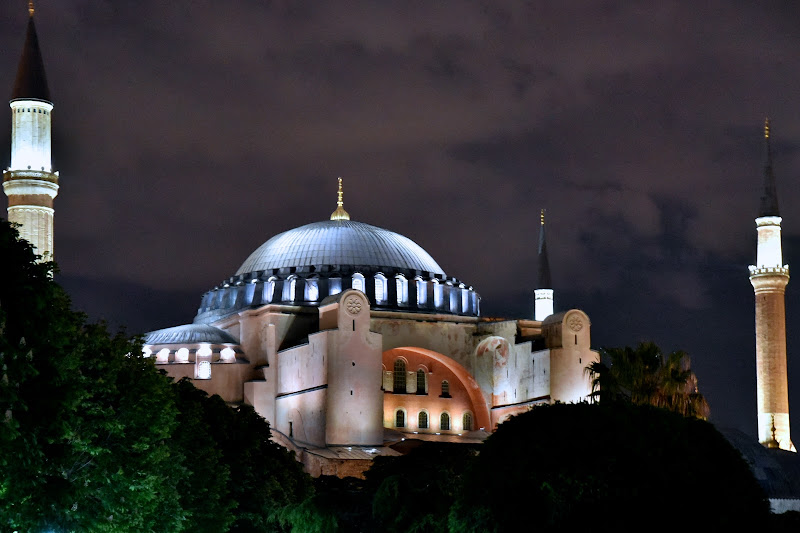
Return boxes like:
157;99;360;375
748;119;795;452
144;185;597;477
3;4;59;259
3;8;597;478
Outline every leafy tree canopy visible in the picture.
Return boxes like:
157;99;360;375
0;219;314;531
0;220;184;531
587;341;710;418
449;402;769;532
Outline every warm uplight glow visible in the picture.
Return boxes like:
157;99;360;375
176;348;189;362
197;344;212;357
220;347;236;361
142;346;152;358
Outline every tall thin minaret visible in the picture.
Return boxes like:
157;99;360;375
748;118;795;452
3;2;59;258
534;209;554;321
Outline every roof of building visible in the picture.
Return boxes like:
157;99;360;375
236;219;445;277
11;13;51;102
720;427;800;500
144;323;238;346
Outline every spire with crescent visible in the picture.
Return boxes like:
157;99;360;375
538;209;552;289
758;117;779;217
12;0;50;101
330;177;351;221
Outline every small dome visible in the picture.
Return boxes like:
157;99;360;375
236;220;445;276
144;324;237;346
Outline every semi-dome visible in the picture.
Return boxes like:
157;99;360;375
236;220;445;277
193;181;480;323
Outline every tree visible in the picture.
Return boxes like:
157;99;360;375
0;219;185;531
587;341;710;418
0;218;316;531
449;402;770;532
199;391;313;532
172;379;236;532
367;442;479;532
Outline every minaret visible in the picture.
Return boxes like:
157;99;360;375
534;209;554;321
330;177;350;221
748;118;795;452
3;2;59;258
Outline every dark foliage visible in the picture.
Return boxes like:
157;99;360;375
0;220;184;531
450;402;770;532
0;219;314;531
367;442;479;532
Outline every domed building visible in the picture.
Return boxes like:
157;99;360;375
144;180;598;477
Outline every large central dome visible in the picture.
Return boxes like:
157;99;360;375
236;220;445;276
193;182;480;323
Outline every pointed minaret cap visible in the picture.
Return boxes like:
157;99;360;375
330;177;351;221
11;1;51;102
538;209;552;288
758;117;779;217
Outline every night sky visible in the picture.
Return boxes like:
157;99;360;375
2;2;799;443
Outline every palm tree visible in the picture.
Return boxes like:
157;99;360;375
587;342;710;419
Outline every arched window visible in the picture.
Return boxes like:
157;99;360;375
374;273;387;303
396;275;408;304
416;369;427;394
416;277;427;305
447;281;457;313
395;409;405;428
393;359;407;393
176;348;189;362
433;279;443;308
264;277;276;303
156;348;170;363
352;272;365;292
462;412;473;432
329;276;342;296
285;275;298;301
440;412;450;431
196;361;211;379
418;411;428;429
305;276;319;301
441;380;450;397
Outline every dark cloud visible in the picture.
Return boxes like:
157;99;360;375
2;1;800;441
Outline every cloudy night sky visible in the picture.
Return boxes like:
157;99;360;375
2;1;799;442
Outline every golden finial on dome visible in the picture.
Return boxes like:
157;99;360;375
540;208;545;226
330;177;351;221
28;1;35;16
765;117;770;139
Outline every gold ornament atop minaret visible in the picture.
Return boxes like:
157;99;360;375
330;177;350;221
540;208;545;226
28;1;35;16
765;117;770;139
